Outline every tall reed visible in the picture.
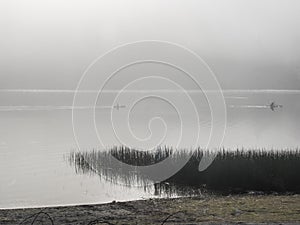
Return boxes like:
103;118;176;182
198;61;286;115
68;147;300;194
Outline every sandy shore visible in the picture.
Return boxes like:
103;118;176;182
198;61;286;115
0;194;300;224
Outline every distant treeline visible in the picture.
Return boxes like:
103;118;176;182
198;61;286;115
68;147;300;194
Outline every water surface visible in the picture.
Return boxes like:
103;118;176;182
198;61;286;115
0;90;299;208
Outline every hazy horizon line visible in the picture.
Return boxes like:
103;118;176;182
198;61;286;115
0;89;299;93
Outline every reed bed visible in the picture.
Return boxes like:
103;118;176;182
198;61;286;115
68;147;300;194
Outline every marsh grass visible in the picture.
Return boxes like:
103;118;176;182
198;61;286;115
68;147;300;194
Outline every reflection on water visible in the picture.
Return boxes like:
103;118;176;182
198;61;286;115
67;147;300;196
68;146;186;189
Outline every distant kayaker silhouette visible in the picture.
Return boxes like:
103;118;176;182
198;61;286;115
269;102;283;111
113;103;126;110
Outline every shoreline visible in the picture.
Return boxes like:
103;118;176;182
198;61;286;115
1;194;299;225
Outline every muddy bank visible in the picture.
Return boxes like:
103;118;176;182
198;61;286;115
0;194;300;225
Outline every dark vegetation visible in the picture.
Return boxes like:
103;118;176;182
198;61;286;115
68;147;300;195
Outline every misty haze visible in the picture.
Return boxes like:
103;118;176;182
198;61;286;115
0;1;299;224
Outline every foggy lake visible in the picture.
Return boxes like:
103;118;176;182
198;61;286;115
0;90;299;209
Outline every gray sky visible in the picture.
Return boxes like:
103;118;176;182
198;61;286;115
0;0;300;90
1;1;300;208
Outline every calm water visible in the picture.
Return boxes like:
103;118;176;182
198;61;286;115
0;90;299;208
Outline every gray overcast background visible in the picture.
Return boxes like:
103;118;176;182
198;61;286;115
0;0;300;90
1;0;300;209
